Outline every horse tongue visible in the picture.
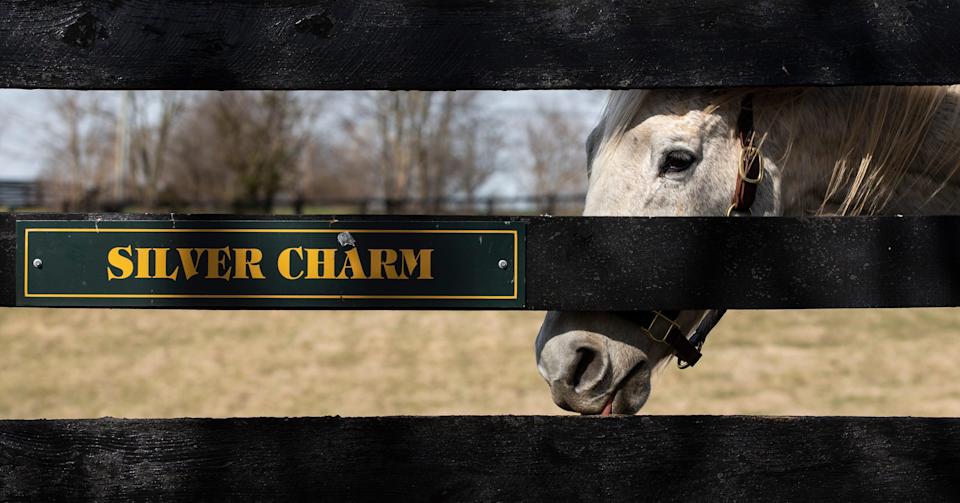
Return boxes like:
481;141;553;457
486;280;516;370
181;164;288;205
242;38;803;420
580;397;615;416
601;398;614;416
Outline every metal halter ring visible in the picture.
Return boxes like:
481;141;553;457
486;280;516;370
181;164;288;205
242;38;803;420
738;145;765;184
642;310;681;344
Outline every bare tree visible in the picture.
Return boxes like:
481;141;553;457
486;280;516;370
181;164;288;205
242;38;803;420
39;92;116;211
340;91;503;211
523;103;589;197
34;90;589;214
165;91;321;212
127;92;185;208
445;108;504;206
287;134;379;212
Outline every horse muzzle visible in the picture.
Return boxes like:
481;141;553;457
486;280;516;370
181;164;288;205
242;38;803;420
536;312;654;415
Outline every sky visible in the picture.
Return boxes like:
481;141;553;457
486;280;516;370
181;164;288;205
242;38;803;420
0;90;608;184
0;90;57;180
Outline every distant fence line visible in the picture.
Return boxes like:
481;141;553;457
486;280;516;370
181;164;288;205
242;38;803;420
0;179;585;215
0;181;42;210
281;192;586;215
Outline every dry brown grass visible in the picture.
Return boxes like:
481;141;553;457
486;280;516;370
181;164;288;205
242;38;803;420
1;308;958;418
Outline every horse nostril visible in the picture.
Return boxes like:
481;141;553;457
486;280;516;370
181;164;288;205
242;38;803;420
569;346;601;390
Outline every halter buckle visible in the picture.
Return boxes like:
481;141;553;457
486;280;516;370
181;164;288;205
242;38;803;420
738;145;764;184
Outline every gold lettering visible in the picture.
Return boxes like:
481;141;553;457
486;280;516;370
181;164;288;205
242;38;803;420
177;248;204;280
153;248;179;280
233;248;265;280
305;248;337;279
368;249;401;279
135;247;152;279
337;248;368;279
400;249;433;280
278;247;304;280
204;247;232;280
106;245;134;280
133;248;179;279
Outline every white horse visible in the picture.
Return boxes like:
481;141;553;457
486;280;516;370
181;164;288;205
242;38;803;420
535;86;960;415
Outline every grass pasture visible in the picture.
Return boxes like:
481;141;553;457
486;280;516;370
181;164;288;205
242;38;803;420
1;308;958;418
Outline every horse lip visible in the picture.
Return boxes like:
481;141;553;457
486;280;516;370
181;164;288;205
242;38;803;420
584;360;647;416
610;360;649;414
584;393;616;416
619;359;647;388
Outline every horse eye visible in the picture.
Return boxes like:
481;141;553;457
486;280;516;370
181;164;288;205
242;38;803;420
661;150;697;173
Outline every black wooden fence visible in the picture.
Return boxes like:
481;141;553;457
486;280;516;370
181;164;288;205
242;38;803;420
4;1;960;89
0;181;41;210
2;1;960;500
2;213;959;310
0;180;587;215
2;416;958;502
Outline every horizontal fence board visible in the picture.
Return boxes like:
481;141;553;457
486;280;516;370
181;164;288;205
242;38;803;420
3;1;960;89
525;215;960;310
1;416;958;502
2;213;960;309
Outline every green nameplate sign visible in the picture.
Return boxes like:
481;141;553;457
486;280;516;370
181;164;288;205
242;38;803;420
17;220;524;308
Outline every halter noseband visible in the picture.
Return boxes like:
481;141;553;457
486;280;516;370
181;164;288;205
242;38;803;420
614;309;726;368
619;94;762;368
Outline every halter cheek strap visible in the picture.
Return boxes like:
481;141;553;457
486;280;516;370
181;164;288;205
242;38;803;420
728;94;764;216
680;308;726;368
620;96;762;368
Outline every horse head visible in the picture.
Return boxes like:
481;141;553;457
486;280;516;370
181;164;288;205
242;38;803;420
534;89;782;415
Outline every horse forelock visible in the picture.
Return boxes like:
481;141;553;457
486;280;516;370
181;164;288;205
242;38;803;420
592;90;648;168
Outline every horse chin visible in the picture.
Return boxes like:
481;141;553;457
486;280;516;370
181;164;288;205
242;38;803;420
612;385;650;416
611;373;651;415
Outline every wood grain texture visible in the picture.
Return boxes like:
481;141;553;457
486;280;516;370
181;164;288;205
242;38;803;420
0;416;958;502
2;0;960;89
0;214;13;308
2;213;960;309
525;215;960;310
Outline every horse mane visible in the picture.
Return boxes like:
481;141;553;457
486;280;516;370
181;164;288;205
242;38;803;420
810;86;960;215
595;86;960;216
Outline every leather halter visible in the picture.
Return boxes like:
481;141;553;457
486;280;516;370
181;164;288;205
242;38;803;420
728;94;764;216
617;94;761;368
614;309;725;367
